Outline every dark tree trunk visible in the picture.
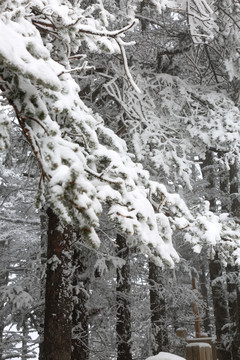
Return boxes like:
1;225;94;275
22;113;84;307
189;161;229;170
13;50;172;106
201;150;217;211
43;208;73;360
232;284;240;360
71;243;89;360
116;234;132;360
209;252;231;360
202;150;232;358
226;265;237;323
226;264;237;360
191;276;201;338
230;158;240;218
39;208;48;360
229;158;240;360
218;150;230;213
149;261;168;355
199;258;211;335
0;238;9;360
140;1;147;32
22;320;28;360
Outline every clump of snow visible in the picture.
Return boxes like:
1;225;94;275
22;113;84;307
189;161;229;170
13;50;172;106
146;351;185;360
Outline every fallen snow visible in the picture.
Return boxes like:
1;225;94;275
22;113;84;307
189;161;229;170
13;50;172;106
146;352;185;360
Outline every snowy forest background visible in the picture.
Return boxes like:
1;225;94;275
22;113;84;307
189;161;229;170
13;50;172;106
1;0;240;359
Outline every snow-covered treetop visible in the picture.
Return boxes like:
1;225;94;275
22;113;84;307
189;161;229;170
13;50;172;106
0;0;200;267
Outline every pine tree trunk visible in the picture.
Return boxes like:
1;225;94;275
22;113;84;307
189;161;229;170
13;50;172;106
39;208;48;360
209;252;231;360
201;151;217;210
43;208;73;360
191;276;201;338
71;244;89;360
232;284;240;360
202;151;232;358
116;234;132;360
22;320;28;360
0;237;9;360
229;158;240;360
149;261;168;355
226;265;237;323
140;1;147;32
199;258;211;335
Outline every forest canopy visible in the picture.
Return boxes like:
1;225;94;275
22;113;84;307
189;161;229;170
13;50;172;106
1;1;240;359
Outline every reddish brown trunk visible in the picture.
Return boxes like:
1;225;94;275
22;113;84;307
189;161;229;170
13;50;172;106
191;277;201;338
149;261;168;354
44;208;73;360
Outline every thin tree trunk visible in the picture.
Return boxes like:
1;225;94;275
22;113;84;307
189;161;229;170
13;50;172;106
202;151;232;358
0;237;9;360
191;276;201;338
199;259;211;335
38;208;48;360
226;264;237;324
209;252;231;360
229;158;240;360
149;261;168;355
43;208;73;360
22;320;28;360
71;243;89;360
116;234;132;360
140;1;147;32
218;150;230;213
232;284;240;360
201;150;217;211
230;158;240;218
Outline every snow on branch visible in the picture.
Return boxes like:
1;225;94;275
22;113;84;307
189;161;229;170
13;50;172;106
146;0;217;42
0;0;194;267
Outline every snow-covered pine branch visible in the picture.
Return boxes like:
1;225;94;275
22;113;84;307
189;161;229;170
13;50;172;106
0;0;195;267
101;67;240;188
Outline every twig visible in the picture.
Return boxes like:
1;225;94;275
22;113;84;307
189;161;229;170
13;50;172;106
85;167;122;187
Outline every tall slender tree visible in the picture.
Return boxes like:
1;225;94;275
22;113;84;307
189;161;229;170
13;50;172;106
72;242;90;360
149;261;168;355
116;234;132;360
44;209;73;360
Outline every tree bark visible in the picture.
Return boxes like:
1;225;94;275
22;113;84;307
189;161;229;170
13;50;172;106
199;260;211;335
230;158;240;218
0;238;9;360
116;234;132;360
202;150;232;358
201;150;217;211
232;284;240;360
22;320;28;360
39;208;48;360
229;158;240;360
71;244;89;360
191;276;201;338
43;208;73;360
149;261;168;355
209;252;231;360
